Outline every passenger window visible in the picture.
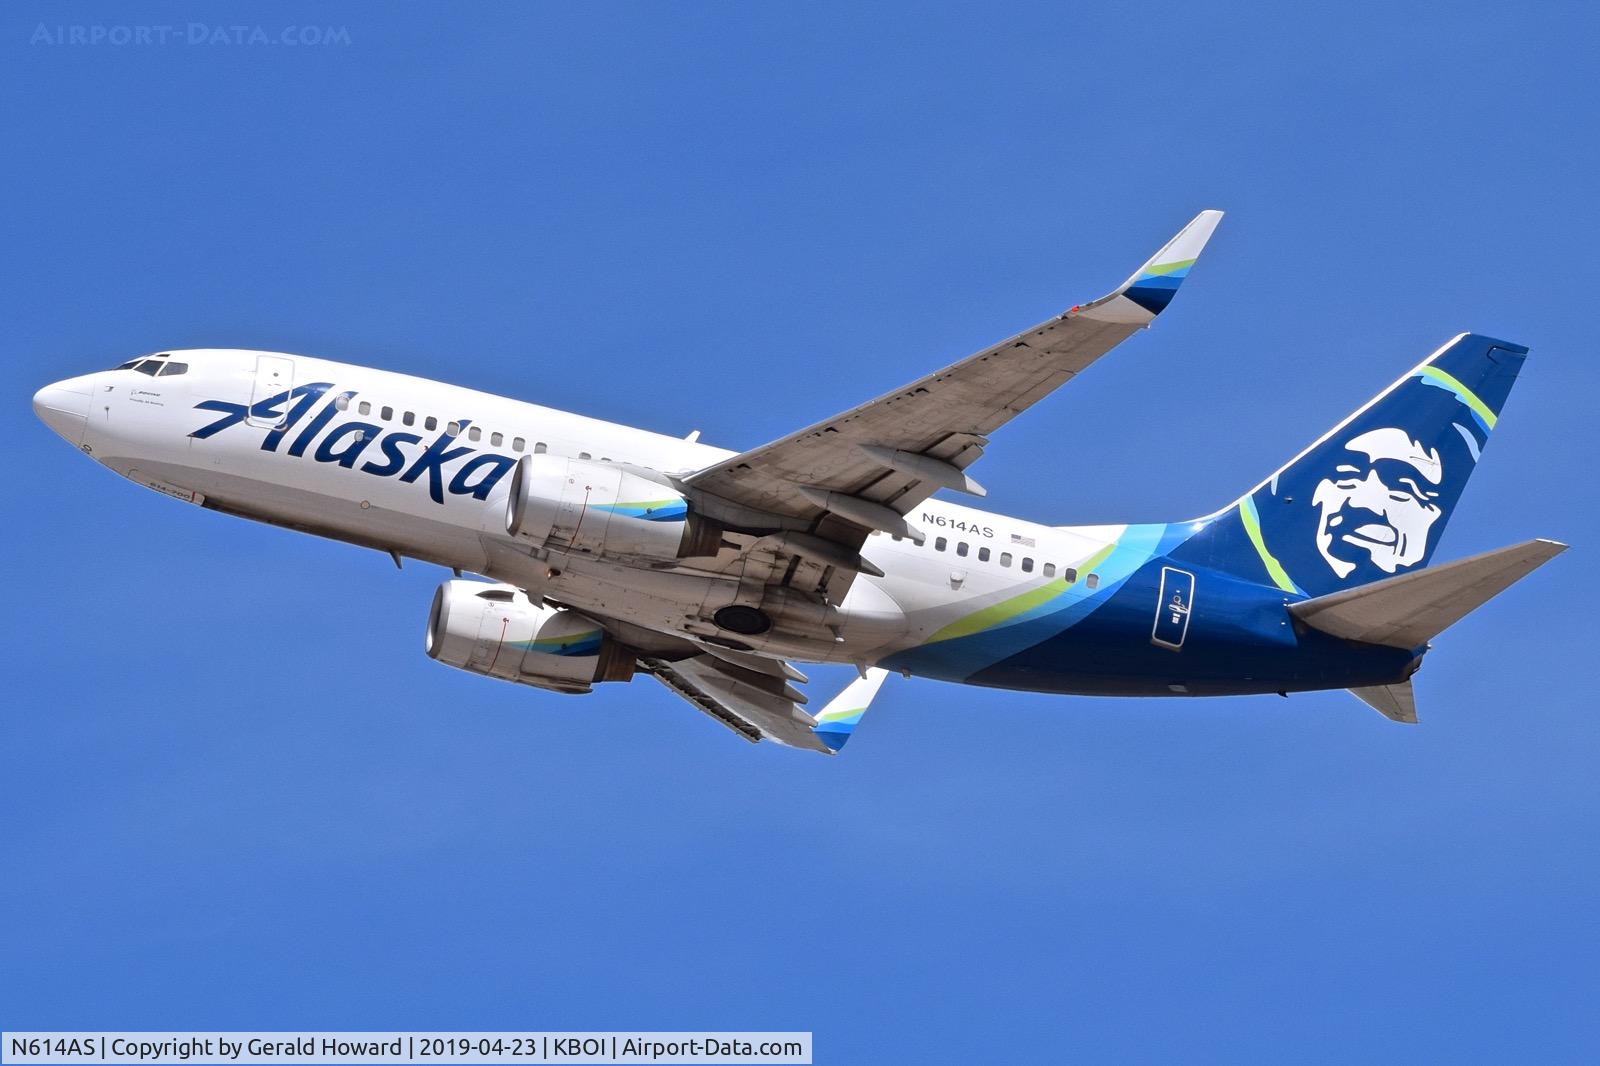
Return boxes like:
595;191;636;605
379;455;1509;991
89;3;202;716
956;542;969;557
1086;573;1100;589
534;442;547;454
934;537;947;552
468;426;482;442
1021;557;1034;573
334;394;350;411
491;432;504;447
402;411;415;427
978;547;991;562
358;401;371;416
158;362;188;377
1000;552;1012;567
513;437;525;451
381;406;393;421
446;421;461;437
425;416;437;431
1043;563;1056;577
1064;567;1078;583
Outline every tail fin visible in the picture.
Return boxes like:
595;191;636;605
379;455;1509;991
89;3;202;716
1181;334;1530;597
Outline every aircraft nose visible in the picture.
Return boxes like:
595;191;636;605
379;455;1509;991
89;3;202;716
32;374;96;445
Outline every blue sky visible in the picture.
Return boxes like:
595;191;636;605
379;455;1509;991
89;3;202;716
3;2;1597;1061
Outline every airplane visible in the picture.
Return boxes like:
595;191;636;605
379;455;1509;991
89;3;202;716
31;210;1566;754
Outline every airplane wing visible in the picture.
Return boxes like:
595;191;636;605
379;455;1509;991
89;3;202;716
640;652;890;754
541;604;884;753
684;210;1223;540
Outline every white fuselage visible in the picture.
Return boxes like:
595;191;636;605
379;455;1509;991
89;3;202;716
40;349;1131;670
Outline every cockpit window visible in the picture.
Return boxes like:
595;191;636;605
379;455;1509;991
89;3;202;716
114;352;176;372
157;361;188;377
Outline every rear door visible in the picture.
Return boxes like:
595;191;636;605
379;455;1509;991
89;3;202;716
1151;566;1196;650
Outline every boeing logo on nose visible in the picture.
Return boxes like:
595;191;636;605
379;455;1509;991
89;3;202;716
191;383;518;504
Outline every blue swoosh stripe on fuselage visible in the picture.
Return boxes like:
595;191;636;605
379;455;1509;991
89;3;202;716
882;523;1185;682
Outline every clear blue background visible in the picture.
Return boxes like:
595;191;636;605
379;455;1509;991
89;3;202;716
4;3;1597;1061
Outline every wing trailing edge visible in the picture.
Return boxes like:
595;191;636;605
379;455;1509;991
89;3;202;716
681;209;1226;540
641;656;890;754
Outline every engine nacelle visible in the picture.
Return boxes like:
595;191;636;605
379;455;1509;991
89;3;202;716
504;455;722;561
425;580;634;694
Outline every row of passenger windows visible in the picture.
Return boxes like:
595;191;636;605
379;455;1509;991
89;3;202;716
103;360;604;460
891;533;1101;588
329;395;618;462
333;395;552;454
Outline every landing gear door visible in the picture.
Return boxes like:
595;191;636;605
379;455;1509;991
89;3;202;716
247;354;295;428
1151;566;1195;651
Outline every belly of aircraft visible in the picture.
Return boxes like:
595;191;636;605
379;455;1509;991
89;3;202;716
879;564;1420;697
91;451;1419;698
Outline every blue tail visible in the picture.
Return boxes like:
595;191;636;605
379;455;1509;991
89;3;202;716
1175;334;1529;598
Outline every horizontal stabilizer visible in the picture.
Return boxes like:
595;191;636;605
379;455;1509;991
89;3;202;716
1290;539;1567;649
1349;681;1418;724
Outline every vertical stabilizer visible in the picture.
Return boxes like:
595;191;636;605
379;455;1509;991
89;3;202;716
1176;334;1529;598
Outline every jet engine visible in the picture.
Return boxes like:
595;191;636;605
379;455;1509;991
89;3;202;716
425;579;634;694
504;455;723;561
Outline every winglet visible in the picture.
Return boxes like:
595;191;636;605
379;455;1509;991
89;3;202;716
1081;209;1224;323
810;668;889;753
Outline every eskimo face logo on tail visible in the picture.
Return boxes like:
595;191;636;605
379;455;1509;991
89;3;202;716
1310;427;1443;578
190;383;517;505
